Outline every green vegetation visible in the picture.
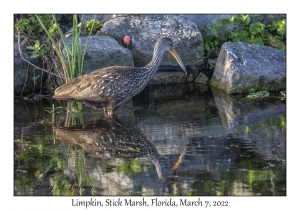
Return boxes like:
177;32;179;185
14;124;99;196
14;14;52;36
15;15;55;93
246;89;270;99
187;189;198;196
85;19;103;33
26;40;49;60
119;159;144;176
14;15;53;68
35;14;97;82
64;101;84;127
200;15;286;56
14;14;99;92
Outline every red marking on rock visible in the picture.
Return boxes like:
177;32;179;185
124;35;131;46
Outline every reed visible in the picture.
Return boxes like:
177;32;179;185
35;14;97;82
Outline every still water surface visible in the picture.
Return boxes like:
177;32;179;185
14;84;286;196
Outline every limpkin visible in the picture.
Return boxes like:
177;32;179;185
53;37;187;117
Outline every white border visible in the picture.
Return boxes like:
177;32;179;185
4;1;297;209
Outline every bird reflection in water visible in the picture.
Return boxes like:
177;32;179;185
55;117;166;180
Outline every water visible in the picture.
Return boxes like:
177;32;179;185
14;84;286;196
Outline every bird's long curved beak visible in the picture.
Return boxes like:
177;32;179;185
169;48;187;74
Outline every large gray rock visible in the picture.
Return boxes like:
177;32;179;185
14;41;44;95
149;70;195;85
76;14;114;36
210;42;286;93
99;14;204;67
79;14;113;24
183;14;233;31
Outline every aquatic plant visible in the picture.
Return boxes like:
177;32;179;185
64;101;84;127
119;159;144;176
246;89;270;99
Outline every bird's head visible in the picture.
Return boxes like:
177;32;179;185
157;37;187;74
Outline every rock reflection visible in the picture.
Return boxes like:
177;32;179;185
211;87;286;128
55;118;166;180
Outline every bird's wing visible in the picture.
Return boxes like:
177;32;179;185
53;66;139;106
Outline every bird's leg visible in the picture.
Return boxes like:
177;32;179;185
104;107;114;119
103;107;109;118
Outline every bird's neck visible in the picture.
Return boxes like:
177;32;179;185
145;46;165;75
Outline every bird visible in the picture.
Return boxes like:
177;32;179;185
53;37;187;118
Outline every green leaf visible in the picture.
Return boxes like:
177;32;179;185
26;46;35;50
211;27;219;37
213;40;221;48
231;15;243;24
221;18;231;25
200;29;207;37
269;20;278;31
276;46;286;51
277;27;286;35
35;40;40;45
276;22;286;35
249;22;264;35
242;15;251;24
229;32;236;39
254;37;264;46
30;53;40;58
205;42;211;51
213;20;223;29
221;35;227;41
276;19;286;28
41;54;48;60
233;37;242;42
236;30;249;38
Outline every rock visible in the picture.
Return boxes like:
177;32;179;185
248;14;286;25
194;83;209;92
76;15;114;36
98;14;204;67
194;72;209;84
14;41;44;95
183;14;234;31
97;14;203;84
149;71;195;85
55;14;77;34
79;14;113;24
208;58;217;66
56;36;134;85
210;42;286;93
